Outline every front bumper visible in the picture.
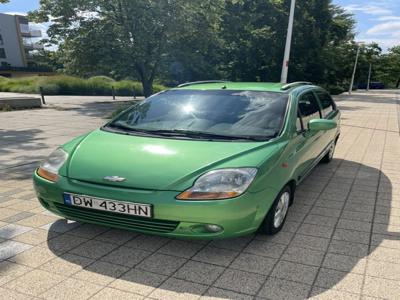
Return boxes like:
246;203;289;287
33;171;279;239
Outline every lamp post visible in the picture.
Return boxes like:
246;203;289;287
348;42;364;95
280;0;296;84
366;62;372;91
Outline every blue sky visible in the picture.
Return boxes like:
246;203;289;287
0;0;39;14
335;0;400;50
0;0;399;51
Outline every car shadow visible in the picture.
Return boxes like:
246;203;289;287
45;159;398;299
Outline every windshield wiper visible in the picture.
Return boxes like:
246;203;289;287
105;125;272;141
105;123;158;136
144;129;270;141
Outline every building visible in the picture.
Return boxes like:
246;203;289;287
0;13;50;77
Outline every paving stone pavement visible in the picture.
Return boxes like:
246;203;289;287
0;91;399;299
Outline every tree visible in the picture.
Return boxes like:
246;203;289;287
353;43;381;86
27;49;65;71
374;46;400;88
219;0;291;82
217;0;356;87
31;0;359;93
160;2;225;84
30;0;223;97
393;47;400;87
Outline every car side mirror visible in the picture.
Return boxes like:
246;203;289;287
308;119;337;131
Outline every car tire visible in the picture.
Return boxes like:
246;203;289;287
261;185;292;235
321;141;336;163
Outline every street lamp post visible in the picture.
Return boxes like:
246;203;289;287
348;42;363;95
366;62;372;91
280;0;296;84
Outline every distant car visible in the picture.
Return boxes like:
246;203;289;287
358;82;385;89
33;81;340;239
370;82;385;89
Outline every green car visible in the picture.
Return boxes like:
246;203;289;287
33;81;340;239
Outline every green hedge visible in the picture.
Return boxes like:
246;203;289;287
0;75;165;96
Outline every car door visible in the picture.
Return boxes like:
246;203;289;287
314;90;340;149
290;91;324;181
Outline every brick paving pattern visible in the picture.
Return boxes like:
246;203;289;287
0;91;399;299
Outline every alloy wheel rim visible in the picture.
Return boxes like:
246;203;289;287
274;191;290;228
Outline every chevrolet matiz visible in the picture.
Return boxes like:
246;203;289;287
33;81;340;239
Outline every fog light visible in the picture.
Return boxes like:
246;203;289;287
204;224;222;233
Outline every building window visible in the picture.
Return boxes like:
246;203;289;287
0;48;6;59
0;34;3;46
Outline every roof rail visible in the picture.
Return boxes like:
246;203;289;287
177;80;229;88
281;81;312;91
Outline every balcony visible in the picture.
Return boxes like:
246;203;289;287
23;42;44;50
21;29;42;38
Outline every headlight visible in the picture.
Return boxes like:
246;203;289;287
37;148;68;182
176;168;258;200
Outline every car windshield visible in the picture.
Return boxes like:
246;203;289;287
106;89;288;141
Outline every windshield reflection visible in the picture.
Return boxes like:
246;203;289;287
106;89;288;141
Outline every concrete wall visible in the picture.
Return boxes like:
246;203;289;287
0;13;25;67
0;97;42;109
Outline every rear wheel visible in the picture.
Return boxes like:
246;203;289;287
321;141;336;163
261;185;292;235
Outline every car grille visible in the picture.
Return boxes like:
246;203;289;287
53;203;179;233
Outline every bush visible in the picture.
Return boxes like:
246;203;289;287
87;76;116;95
0;75;166;97
88;75;115;83
0;77;37;93
39;83;60;95
113;80;140;96
153;83;166;93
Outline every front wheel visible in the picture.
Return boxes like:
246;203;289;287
261;185;292;235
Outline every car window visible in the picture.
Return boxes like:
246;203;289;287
298;92;321;127
108;89;289;139
316;91;335;117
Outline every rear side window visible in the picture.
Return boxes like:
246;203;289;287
316;91;335;117
298;92;321;127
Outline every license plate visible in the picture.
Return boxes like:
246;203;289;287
63;193;152;218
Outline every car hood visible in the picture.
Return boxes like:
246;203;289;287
66;129;280;191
